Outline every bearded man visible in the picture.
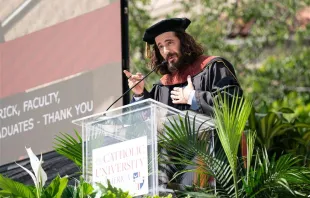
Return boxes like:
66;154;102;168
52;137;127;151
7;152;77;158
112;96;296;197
124;17;242;116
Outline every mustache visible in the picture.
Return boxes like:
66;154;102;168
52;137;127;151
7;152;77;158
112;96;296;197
166;53;178;60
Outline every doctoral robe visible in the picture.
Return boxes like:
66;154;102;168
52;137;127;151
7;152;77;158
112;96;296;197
139;55;242;116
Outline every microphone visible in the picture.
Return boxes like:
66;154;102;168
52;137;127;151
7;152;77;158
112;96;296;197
105;61;167;111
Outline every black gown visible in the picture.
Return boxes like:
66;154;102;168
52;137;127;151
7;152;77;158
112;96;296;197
138;57;242;116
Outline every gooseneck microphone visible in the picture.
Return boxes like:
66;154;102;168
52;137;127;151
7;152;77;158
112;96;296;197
106;61;167;111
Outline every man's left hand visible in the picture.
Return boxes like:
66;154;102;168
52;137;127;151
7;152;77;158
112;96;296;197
171;75;194;104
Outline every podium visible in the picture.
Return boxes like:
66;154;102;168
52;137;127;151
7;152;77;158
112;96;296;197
72;99;214;197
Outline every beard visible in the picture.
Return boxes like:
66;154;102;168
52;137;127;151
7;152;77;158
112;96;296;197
166;52;187;73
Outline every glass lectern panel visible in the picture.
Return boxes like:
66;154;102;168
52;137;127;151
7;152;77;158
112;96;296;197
73;99;213;197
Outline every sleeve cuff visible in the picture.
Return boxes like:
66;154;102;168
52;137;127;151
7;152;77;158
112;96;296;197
187;90;195;105
133;96;144;101
188;90;199;111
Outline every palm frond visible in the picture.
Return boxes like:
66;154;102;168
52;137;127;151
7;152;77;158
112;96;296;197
158;93;310;197
53;129;82;168
158;114;205;185
213;93;253;197
159;114;236;197
245;130;256;183
245;148;310;197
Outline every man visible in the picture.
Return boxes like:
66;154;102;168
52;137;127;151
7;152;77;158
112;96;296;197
123;17;244;188
124;17;242;116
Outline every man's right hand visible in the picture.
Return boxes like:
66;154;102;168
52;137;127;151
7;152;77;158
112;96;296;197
123;70;145;95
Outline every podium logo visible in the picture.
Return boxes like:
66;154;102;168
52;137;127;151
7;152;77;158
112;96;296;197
133;172;144;190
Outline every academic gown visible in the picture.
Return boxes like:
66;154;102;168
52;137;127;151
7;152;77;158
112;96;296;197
139;56;243;116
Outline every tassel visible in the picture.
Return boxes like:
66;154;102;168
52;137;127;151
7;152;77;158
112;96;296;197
145;43;152;59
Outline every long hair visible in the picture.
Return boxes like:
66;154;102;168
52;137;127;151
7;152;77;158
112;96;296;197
149;31;204;75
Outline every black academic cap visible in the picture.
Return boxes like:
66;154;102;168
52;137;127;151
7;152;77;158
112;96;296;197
143;18;191;45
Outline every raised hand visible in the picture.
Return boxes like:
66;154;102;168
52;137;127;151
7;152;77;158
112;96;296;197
123;70;145;95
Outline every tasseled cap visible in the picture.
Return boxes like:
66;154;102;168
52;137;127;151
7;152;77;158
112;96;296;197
143;17;191;44
143;18;191;58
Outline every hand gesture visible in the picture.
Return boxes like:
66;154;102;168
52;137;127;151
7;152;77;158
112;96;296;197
123;70;145;95
171;75;194;104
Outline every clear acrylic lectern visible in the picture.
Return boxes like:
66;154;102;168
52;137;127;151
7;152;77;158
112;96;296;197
72;99;214;197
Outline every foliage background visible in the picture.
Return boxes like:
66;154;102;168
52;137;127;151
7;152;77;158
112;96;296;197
128;0;310;123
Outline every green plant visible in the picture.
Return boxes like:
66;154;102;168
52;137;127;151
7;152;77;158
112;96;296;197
54;130;83;169
0;174;68;198
248;106;310;166
246;49;310;124
158;113;235;197
0;146;131;198
243;149;310;197
14;147;48;197
213;94;253;196
0;174;36;198
96;180;132;198
61;176;95;198
0;148;68;198
41;176;68;198
158;94;310;197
